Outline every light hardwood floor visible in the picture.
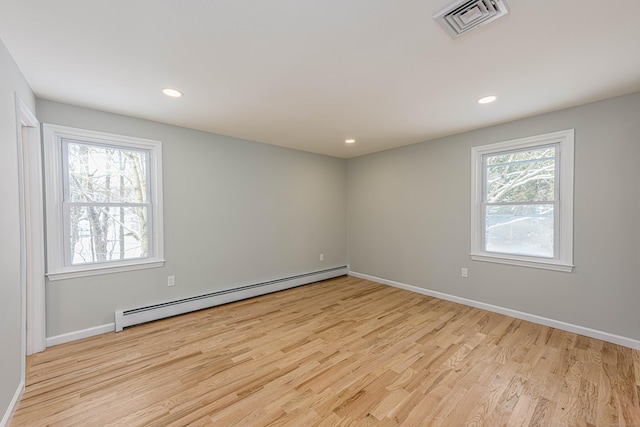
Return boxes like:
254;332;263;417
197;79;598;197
11;276;640;426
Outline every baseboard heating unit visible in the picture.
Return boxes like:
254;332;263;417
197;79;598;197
114;266;348;332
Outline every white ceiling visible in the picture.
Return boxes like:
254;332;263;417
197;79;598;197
1;0;639;158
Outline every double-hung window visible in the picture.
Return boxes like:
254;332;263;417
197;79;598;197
44;124;164;280
470;129;574;272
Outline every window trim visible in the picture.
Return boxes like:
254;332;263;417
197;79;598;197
470;129;574;272
44;124;165;281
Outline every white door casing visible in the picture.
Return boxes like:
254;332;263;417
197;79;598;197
16;95;45;363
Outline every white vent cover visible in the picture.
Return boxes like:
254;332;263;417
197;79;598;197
433;0;510;39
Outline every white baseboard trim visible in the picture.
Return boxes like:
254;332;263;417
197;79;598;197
46;323;115;347
0;380;24;427
349;271;640;350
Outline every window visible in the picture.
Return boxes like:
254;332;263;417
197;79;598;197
471;129;574;272
44;124;164;280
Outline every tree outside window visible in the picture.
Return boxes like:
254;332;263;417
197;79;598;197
65;141;150;265
483;145;557;258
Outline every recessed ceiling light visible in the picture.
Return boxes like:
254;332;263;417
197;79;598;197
345;139;356;144
477;95;497;104
162;88;183;98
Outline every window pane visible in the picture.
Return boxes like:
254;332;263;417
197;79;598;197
485;204;554;258
485;147;555;203
486;146;554;165
66;141;148;203
69;205;148;265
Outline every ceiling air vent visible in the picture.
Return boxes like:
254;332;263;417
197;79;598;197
433;0;510;39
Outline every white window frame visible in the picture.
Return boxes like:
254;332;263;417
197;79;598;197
44;124;165;280
470;129;574;272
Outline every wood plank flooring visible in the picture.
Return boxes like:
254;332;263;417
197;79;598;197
11;276;640;426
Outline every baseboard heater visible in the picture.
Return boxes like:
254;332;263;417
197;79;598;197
114;266;348;332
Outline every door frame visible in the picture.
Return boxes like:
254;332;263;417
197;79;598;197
16;95;45;367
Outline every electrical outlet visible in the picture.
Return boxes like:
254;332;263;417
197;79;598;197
461;268;468;278
320;253;324;262
168;275;175;286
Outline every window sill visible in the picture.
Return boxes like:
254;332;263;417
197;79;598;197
46;258;165;281
470;253;574;272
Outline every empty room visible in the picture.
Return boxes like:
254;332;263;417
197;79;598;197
1;0;639;426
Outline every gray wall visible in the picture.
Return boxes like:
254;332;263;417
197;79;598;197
37;100;348;337
0;40;36;421
348;92;640;340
